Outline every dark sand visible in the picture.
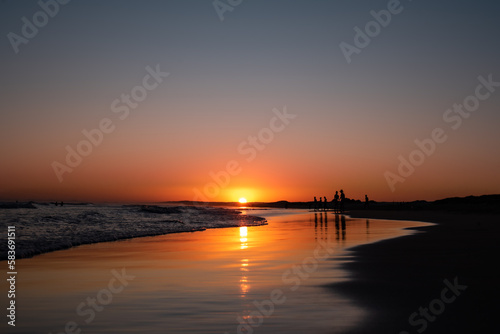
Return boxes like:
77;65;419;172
332;210;500;334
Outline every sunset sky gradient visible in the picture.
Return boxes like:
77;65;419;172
1;0;499;203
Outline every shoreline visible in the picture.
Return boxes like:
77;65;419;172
332;210;500;333
0;205;273;261
0;208;311;262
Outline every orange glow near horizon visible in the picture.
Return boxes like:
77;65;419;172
2;140;499;203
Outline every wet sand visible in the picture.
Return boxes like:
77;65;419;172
334;210;500;334
0;210;429;334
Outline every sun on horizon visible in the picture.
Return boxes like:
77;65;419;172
238;197;247;204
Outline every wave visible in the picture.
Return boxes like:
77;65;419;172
0;205;266;260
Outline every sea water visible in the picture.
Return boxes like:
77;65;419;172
0;203;267;260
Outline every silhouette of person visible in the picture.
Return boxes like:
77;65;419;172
313;197;318;211
333;191;339;213
340;189;345;213
323;196;327;211
364;195;369;209
319;197;323;212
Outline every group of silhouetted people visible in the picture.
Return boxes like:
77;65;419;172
311;191;372;212
313;189;346;213
313;196;328;212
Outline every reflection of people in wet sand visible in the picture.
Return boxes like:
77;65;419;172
314;212;326;239
335;214;340;240
340;189;345;213
341;215;346;239
324;211;328;234
314;213;318;239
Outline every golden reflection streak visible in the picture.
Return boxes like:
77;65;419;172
239;227;250;297
239;226;248;249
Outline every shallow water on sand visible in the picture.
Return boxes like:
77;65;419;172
1;210;429;334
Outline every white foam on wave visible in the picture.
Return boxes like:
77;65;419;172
0;204;267;260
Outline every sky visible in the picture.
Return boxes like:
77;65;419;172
1;0;499;203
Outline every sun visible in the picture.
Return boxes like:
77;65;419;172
238;197;247;204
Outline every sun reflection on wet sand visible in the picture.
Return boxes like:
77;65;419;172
239;227;251;297
239;226;248;250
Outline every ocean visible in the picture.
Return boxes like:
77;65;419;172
0;203;267;260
